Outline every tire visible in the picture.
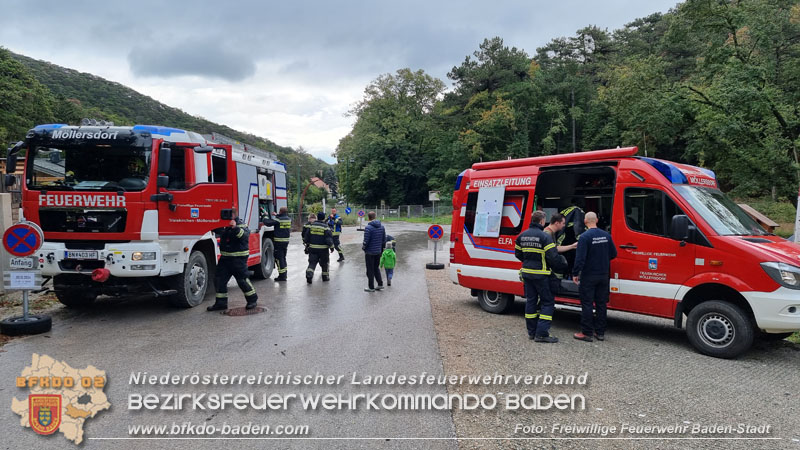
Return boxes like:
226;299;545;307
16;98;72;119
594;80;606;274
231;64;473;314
54;289;97;308
477;290;514;314
686;300;754;359
169;251;209;308
251;239;274;280
1;315;52;336
759;332;794;341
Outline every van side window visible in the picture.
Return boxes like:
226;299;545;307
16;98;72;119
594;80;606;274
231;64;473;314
464;192;478;234
500;191;528;235
624;188;684;236
464;190;528;236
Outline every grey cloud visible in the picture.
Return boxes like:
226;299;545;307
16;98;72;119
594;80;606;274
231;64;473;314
128;40;256;81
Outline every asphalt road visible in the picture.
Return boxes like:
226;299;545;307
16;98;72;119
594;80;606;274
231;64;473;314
0;222;457;449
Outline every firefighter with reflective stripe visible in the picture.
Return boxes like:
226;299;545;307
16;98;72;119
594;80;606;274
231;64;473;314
306;211;334;284
263;206;291;282
327;208;345;261
302;213;316;252
515;210;567;343
208;211;258;311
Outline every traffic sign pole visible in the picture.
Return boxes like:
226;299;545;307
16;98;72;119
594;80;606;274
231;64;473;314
2;221;51;336
426;224;445;270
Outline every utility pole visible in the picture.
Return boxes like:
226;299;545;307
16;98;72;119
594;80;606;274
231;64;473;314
296;163;302;221
571;88;576;152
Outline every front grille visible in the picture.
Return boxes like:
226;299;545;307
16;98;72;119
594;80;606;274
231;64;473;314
58;259;106;271
40;209;126;233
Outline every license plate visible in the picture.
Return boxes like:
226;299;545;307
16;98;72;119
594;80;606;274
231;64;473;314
65;250;98;260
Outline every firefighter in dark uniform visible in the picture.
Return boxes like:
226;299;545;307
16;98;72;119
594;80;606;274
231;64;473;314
263;206;291;282
515;210;567;343
302;213;316;253
208;210;258;311
305;211;334;284
327;208;345;261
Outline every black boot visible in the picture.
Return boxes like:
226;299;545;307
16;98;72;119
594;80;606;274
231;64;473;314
245;301;258;310
306;277;312;284
207;302;227;311
337;254;345;262
274;276;287;282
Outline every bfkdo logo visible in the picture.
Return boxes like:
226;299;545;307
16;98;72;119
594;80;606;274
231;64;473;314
29;394;61;435
12;354;110;445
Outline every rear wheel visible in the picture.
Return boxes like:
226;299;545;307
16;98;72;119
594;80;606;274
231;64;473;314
477;290;514;314
169;251;208;308
251;239;274;279
686;300;754;359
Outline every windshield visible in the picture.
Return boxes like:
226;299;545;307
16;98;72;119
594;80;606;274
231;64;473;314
673;185;768;236
26;142;152;192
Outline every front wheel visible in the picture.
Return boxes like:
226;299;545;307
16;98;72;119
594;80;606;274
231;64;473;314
169;251;209;308
477;290;514;314
686;300;754;359
251;239;274;279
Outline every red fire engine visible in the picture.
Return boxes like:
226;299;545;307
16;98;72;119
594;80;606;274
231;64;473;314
4;123;288;308
449;147;800;358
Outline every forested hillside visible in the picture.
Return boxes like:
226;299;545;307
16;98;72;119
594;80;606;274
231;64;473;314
0;48;329;190
338;0;800;206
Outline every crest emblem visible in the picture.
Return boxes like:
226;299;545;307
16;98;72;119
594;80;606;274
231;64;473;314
29;394;61;435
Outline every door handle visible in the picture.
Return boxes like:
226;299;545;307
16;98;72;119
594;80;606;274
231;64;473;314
619;244;637;249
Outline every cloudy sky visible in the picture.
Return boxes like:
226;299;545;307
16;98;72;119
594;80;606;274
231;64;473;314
1;0;679;163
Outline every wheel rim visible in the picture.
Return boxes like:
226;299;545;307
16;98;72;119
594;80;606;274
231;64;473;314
188;263;206;298
483;291;501;307
697;312;735;348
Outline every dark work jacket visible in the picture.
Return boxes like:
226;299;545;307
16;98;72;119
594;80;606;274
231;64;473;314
362;220;386;255
515;223;567;280
218;218;250;257
306;222;334;254
572;227;617;277
264;213;291;243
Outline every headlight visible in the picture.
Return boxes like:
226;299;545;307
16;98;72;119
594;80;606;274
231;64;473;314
760;262;800;290
131;252;157;261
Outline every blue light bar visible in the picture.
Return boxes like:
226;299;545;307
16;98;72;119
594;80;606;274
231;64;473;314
132;125;186;136
640;158;688;184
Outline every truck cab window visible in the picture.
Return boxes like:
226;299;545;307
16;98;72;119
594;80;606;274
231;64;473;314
464;190;528;235
210;149;227;182
624;188;684;237
168;149;186;189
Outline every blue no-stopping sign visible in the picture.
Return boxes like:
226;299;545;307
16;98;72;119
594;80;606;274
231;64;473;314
428;224;444;240
358;210;365;217
3;222;44;257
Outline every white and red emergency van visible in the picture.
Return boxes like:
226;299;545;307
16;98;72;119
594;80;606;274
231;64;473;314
5;123;288;308
449;146;800;358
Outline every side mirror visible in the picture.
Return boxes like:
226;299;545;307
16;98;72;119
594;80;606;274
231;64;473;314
157;175;169;188
193;145;213;154
5;141;23;173
220;209;234;220
4;174;16;187
157;144;171;175
670;215;690;241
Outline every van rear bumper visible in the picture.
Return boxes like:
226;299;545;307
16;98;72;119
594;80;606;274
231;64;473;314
742;287;800;332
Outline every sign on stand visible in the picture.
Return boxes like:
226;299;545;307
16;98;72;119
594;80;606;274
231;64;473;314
1;221;51;336
426;224;445;270
357;210;365;231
